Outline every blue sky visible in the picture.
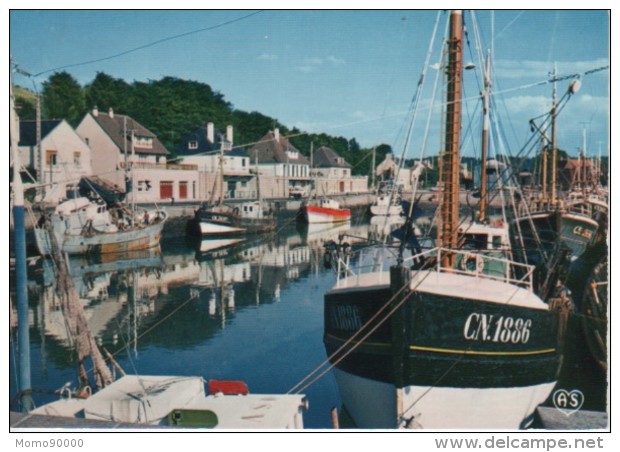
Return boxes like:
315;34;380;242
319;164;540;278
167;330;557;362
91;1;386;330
9;9;610;158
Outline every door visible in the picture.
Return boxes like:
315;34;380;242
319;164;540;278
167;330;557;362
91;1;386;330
179;181;188;200
160;181;173;200
227;181;236;199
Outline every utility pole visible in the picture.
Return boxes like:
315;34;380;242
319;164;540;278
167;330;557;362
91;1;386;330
131;129;136;212
11;62;34;412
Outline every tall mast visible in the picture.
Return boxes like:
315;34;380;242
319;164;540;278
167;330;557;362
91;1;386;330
371;147;376;190
550;66;558;206
438;10;463;267
478;50;491;223
541;143;548;202
219;139;224;206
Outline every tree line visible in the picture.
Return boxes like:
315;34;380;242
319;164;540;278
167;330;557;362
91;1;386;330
14;71;394;177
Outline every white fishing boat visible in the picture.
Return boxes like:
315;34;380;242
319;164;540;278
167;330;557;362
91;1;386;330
322;11;568;429
299;198;351;224
194;200;275;236
193;147;275;236
34;197;167;256
30;375;306;429
370;193;403;216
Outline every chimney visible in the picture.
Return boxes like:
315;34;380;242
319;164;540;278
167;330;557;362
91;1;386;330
206;122;214;143
226;125;233;145
274;128;280;142
108;107;114;119
92;106;99;117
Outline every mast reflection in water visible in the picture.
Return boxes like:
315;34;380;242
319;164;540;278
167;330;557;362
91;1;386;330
10;220;605;428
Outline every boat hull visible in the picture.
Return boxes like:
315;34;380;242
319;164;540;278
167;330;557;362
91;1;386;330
324;272;563;429
35;216;166;256
333;368;556;429
301;205;351;224
514;211;598;262
370;204;403;216
194;206;275;237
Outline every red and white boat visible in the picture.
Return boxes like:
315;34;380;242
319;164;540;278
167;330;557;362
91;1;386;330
300;198;351;224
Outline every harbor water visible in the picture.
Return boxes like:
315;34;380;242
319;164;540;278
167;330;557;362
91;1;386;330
9;215;607;429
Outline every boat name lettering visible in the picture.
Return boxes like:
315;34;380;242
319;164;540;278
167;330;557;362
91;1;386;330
328;304;363;332
463;313;531;344
572;226;593;239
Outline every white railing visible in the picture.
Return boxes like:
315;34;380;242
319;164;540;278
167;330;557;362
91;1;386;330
333;246;535;291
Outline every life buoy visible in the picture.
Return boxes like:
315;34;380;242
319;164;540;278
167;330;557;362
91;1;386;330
75;386;92;399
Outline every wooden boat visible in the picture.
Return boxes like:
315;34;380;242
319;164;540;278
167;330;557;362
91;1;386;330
193;147;275;236
514;77;599;261
34;197;167;256
193;200;275;236
299;198;351;224
322;11;567;429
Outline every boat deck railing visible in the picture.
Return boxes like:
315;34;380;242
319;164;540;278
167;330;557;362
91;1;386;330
334;246;535;291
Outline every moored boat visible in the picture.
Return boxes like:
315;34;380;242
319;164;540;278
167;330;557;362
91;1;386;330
30;375;307;429
300;198;351;224
34;197;167;256
193;200;275;236
370;193;403;216
322;11;568;429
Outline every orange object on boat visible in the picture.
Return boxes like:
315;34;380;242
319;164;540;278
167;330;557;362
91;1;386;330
208;379;249;395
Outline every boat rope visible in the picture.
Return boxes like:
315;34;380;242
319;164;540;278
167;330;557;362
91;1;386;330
288;258;437;395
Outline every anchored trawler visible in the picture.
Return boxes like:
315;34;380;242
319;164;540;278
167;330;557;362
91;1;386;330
322;11;568;429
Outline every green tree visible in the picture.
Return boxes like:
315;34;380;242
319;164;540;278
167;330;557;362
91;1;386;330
41;71;85;125
84;72;132;113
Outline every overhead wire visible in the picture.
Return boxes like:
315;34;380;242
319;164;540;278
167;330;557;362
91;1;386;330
31;11;265;78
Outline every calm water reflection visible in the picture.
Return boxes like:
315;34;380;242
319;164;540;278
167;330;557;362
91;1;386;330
10;218;606;428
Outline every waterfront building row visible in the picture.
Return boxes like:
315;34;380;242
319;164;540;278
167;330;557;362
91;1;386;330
16;107;369;205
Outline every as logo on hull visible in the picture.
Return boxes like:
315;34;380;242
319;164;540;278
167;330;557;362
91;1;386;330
552;389;584;416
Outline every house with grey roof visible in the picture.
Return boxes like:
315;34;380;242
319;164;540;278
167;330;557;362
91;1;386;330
17;119;91;204
76;107;199;203
248;128;311;198
178;122;255;200
311;146;368;195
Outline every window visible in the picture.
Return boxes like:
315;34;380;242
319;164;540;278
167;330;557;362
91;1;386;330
463;234;488;250
84;138;90;146
242;158;246;167
73;152;81;166
188;141;198;150
137;180;152;192
45;150;58;166
241;181;247;188
134;136;153;148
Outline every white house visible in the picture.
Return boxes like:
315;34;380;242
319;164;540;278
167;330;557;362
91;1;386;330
177;122;255;200
375;153;433;191
76;107;199;203
18;119;92;204
311;146;368;195
248;128;311;198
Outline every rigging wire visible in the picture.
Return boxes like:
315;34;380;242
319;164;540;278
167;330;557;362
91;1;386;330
31;11;264;78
